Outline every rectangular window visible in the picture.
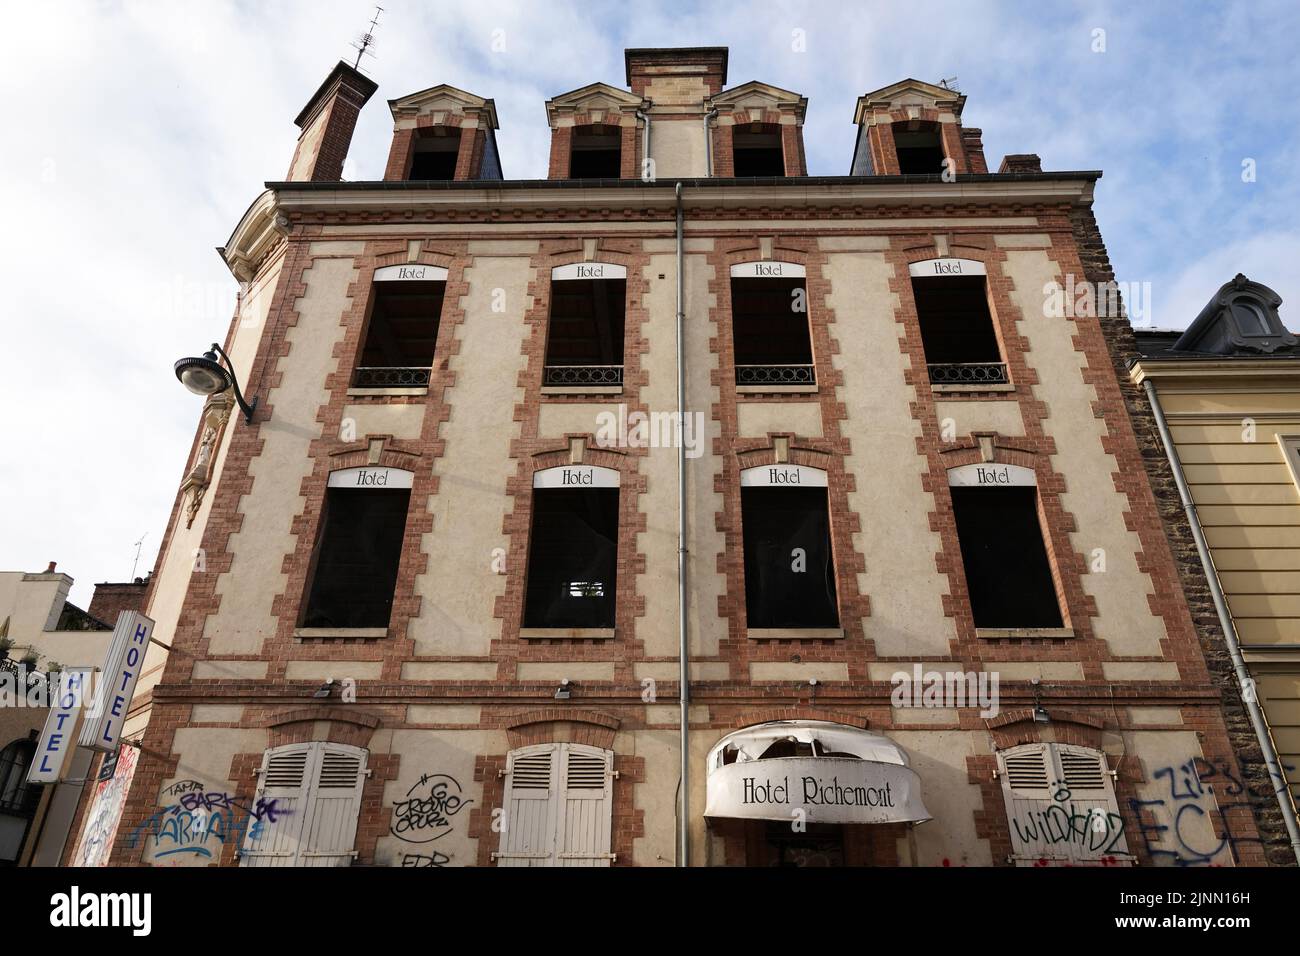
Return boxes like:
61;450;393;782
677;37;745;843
408;128;460;180
524;488;619;629
912;275;1007;385
543;278;626;389
951;486;1063;629
301;487;410;629
741;486;839;628
353;280;445;387
569;125;621;179
731;277;814;388
894;122;945;175
732;126;785;177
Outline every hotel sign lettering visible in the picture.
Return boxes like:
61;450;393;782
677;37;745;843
705;757;931;825
551;262;628;281
739;464;828;488
946;463;1037;487
328;467;415;490
533;465;620;489
907;258;987;278
373;264;449;283
729;261;807;279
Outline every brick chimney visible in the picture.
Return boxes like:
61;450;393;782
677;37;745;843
998;153;1043;174
625;47;728;100
87;579;150;626
287;61;379;182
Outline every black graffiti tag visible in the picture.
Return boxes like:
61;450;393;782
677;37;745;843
391;773;472;844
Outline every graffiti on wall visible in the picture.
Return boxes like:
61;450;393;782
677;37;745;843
125;779;289;862
71;743;140;867
390;772;472;865
1128;756;1266;867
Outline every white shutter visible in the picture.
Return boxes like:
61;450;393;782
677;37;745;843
496;744;560;866
299;744;367;867
557;745;614;867
240;743;313;867
240;742;368;867
998;743;1132;866
495;743;614;867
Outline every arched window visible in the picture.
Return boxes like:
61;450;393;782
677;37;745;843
0;738;42;866
495;743;614;867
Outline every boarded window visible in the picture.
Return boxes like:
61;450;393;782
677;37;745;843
544;278;625;386
951;486;1062;628
731;277;813;387
524;488;619;628
732;125;785;177
301;487;410;629
496;743;613;867
354;280;445;387
569;125;621;179
408;128;460;180
741;486;839;628
893;122;945;174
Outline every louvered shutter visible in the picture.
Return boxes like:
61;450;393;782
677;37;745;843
495;744;560;866
240;742;368;867
240;743;313;867
299;744;368;867
998;743;1132;866
556;744;614;867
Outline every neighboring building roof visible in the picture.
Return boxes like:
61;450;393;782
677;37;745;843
1137;274;1297;359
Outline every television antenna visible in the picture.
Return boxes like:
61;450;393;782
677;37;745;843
130;533;147;581
351;5;384;70
939;76;961;92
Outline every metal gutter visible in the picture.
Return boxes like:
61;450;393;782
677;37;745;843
675;180;690;867
1143;377;1300;864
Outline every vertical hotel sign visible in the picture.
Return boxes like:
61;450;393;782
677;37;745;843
28;669;92;784
79;610;155;754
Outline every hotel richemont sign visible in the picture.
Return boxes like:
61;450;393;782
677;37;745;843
706;757;930;825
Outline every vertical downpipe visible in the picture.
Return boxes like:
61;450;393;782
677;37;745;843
675;181;690;866
702;109;719;177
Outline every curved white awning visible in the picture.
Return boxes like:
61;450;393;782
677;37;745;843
705;720;932;826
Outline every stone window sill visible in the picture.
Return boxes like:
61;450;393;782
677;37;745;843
737;384;819;395
519;627;615;641
930;384;1016;394
346;387;429;397
540;386;624;397
293;627;388;641
976;627;1074;640
748;627;844;641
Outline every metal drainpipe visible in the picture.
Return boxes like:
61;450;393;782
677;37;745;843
702;108;719;177
675;181;690;867
1144;377;1300;864
635;103;651;180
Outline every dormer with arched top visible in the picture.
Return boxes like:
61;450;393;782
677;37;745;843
383;84;503;182
545;82;648;180
707;81;808;177
850;78;988;177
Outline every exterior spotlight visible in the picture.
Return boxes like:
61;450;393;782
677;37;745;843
1031;679;1050;723
175;342;258;423
554;679;572;700
313;680;334;699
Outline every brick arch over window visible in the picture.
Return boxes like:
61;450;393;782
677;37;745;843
548;114;641;180
264;706;385;750
866;107;969;177
723;707;870;731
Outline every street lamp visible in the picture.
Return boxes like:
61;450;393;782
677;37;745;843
174;342;258;423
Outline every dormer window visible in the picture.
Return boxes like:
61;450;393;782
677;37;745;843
570;125;621;179
732;124;785;176
1231;297;1273;337
893;121;945;174
1172;274;1294;355
409;128;460;180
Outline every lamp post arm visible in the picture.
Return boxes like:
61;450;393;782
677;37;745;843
210;342;258;423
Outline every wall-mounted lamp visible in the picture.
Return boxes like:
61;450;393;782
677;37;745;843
174;342;258;423
1031;678;1050;723
554;679;572;701
313;679;335;700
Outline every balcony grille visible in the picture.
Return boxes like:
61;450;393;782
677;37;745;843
352;366;431;388
735;364;816;386
543;365;624;387
927;362;1009;385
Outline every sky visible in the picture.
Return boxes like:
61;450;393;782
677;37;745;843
1;0;1297;607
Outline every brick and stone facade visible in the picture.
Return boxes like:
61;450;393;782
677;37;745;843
67;47;1281;869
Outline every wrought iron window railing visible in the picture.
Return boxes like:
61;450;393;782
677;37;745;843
352;366;432;388
735;364;816;386
926;362;1009;385
542;365;624;387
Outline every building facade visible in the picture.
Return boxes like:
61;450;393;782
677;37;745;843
70;48;1279;867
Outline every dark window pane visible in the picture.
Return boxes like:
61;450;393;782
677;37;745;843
358;281;445;372
570;126;621;179
912;276;1002;365
731;277;812;366
1231;298;1271;335
894;123;945;174
408;129;460;181
524;488;619;628
301;488;410;629
733;128;785;177
544;279;626;366
951;486;1063;628
741;487;839;628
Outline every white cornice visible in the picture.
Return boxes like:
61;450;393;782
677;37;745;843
220;189;285;282
1130;358;1300;388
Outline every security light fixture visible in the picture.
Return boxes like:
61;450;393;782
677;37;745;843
313;680;335;699
175;342;258;423
1031;679;1050;723
554;679;572;700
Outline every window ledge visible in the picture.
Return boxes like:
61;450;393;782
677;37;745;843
293;627;388;641
346;387;429;397
519;627;615;641
748;627;844;641
737;384;819;395
540;385;624;396
976;627;1074;640
930;383;1015;394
